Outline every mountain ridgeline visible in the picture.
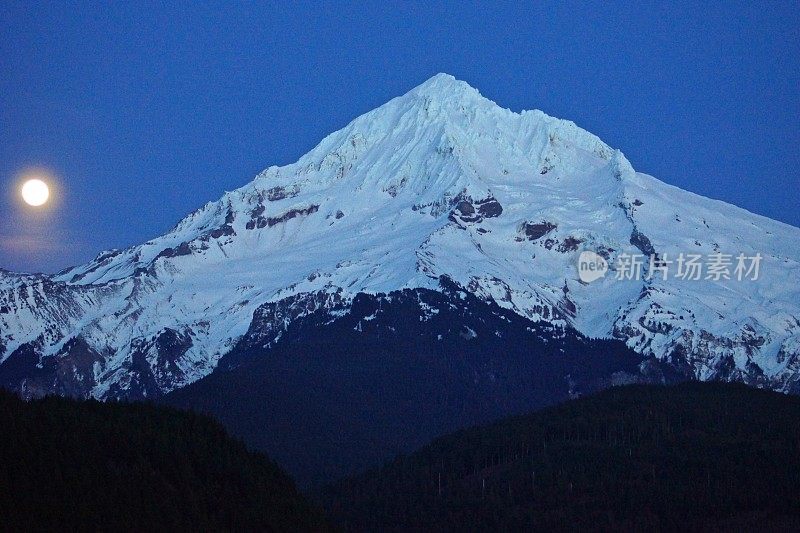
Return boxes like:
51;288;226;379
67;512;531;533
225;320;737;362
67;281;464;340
0;390;329;531
321;382;800;531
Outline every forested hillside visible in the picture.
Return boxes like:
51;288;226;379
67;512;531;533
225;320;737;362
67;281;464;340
322;382;800;531
0;391;329;531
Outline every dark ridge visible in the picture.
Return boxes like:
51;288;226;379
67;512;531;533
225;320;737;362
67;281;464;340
321;381;800;531
0;390;330;531
165;282;671;488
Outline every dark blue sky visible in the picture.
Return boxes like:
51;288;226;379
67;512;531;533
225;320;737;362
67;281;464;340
2;1;798;273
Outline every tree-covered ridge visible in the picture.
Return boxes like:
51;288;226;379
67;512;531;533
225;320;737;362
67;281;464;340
165;286;656;489
322;382;800;531
0;390;329;531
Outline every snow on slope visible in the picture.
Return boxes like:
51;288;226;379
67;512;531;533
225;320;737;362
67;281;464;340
1;73;799;398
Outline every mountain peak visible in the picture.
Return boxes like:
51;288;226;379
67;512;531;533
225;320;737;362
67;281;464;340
2;75;799;403
413;73;475;94
408;73;490;107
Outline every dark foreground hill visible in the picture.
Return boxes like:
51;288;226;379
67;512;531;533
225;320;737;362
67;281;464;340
165;285;664;489
0;390;329;531
321;382;800;532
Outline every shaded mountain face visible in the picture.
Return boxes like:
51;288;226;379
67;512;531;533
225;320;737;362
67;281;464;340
0;390;329;531
1;73;799;399
321;382;800;531
164;279;671;487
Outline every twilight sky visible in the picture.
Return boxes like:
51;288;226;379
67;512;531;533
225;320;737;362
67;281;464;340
1;0;798;273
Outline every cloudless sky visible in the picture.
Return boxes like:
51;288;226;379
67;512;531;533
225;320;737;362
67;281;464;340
1;0;798;273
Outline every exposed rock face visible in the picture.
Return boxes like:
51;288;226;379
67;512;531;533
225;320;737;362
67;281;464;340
266;184;299;201
246;204;320;230
476;197;503;218
448;195;503;226
0;337;103;399
522;221;557;241
155;242;193;260
630;228;656;256
558;236;584;252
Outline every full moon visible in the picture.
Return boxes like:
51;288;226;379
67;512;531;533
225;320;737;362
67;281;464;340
21;179;50;207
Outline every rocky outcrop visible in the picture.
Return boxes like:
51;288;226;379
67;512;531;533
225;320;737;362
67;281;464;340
448;195;503;226
246;204;320;230
521;221;557;241
0;337;104;399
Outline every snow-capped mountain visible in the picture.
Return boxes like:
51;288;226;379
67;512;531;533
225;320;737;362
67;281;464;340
2;73;799;399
